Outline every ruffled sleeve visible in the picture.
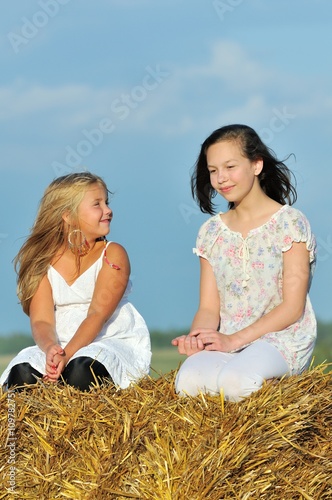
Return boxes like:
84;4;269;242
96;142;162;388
280;207;316;264
192;215;221;259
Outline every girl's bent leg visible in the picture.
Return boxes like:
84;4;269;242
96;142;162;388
62;356;112;391
217;341;290;402
7;363;43;389
175;350;234;396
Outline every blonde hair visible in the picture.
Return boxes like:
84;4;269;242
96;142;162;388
14;172;109;315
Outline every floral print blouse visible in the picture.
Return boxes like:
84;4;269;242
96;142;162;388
193;205;317;375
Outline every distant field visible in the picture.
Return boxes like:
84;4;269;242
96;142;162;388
150;348;184;377
0;349;185;381
0;355;14;375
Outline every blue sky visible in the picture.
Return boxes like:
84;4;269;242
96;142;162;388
1;0;331;336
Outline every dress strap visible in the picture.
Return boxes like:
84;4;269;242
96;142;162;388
103;240;121;270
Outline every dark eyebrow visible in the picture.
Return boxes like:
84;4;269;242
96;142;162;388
207;159;238;168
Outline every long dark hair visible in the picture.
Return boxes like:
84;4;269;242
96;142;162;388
191;124;297;214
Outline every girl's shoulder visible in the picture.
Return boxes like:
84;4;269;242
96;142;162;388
197;213;223;235
194;214;224;258
276;204;307;219
103;240;130;272
274;205;313;229
104;240;128;256
273;205;316;261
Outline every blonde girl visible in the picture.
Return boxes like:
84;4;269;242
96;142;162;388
1;172;151;390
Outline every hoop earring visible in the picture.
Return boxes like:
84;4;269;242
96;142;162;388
68;229;90;256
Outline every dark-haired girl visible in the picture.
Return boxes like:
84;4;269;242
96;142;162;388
172;124;316;402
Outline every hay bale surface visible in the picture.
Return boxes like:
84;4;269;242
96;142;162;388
1;364;331;499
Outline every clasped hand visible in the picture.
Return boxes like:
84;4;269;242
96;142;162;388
44;344;67;382
171;328;237;356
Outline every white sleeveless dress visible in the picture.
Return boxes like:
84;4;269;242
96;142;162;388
0;242;151;388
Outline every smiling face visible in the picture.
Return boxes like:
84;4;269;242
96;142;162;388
206;140;263;206
76;182;112;241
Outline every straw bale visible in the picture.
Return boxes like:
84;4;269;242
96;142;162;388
1;364;331;499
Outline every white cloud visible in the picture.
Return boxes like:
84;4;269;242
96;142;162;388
0;64;172;132
1;40;332;140
214;95;269;125
154;40;332;135
0;81;113;125
182;40;274;91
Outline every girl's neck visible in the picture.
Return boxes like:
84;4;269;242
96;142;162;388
223;194;282;238
233;200;279;220
231;185;279;219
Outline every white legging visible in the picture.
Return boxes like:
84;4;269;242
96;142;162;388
175;340;290;402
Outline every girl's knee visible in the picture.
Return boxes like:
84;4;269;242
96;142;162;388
217;369;263;402
62;356;111;391
175;356;221;396
175;351;232;397
7;363;43;389
175;364;201;396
